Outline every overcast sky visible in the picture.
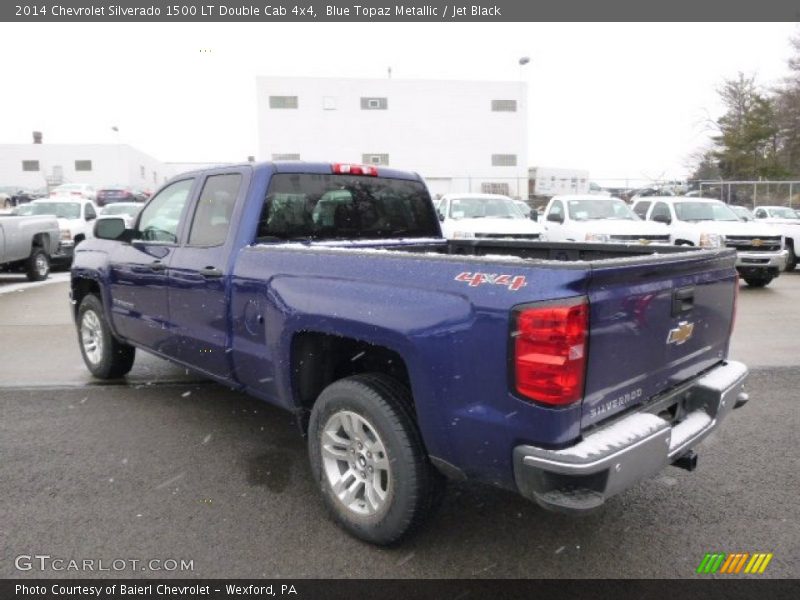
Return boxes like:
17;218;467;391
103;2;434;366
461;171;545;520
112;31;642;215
2;22;798;183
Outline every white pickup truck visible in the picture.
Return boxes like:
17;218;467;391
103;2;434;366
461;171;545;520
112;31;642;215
752;205;800;271
634;197;788;287
0;215;60;280
435;193;543;240
541;195;670;244
26;198;99;264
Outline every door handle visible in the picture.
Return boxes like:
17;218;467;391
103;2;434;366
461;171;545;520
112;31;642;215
199;267;223;278
150;261;167;272
672;286;695;316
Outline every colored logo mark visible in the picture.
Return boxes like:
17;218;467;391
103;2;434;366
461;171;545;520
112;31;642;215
696;552;773;574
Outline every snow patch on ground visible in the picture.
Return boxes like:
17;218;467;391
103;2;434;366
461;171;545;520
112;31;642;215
0;272;70;295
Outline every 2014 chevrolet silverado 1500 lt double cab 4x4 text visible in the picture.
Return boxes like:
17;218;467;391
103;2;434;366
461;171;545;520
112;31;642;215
70;162;748;545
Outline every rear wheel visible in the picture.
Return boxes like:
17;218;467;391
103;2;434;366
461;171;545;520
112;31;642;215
77;294;135;379
25;249;50;281
308;373;444;545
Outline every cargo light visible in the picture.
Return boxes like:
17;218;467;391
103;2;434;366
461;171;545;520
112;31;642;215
332;163;378;176
511;297;589;406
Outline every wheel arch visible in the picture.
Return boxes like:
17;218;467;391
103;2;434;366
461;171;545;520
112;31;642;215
290;331;413;433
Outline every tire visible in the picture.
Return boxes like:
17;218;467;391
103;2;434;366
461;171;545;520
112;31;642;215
77;294;135;379
308;373;445;545
786;244;796;272
744;277;772;288
25;249;50;281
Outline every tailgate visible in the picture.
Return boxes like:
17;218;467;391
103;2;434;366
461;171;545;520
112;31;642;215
581;249;737;429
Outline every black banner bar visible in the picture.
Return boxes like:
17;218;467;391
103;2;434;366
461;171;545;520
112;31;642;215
3;579;800;600
3;0;800;22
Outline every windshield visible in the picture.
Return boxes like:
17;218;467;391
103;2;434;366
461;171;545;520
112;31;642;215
730;206;754;221
768;207;799;219
567;198;639;221
12;205;35;216
674;202;740;222
448;196;524;219
29;202;81;219
259;174;439;241
101;204;140;216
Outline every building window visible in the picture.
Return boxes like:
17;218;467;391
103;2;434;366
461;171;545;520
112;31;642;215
481;182;511;195
22;160;40;171
491;99;517;112
491;154;518;167
272;153;301;160
361;97;388;110
269;95;298;109
362;154;389;166
323;96;336;110
75;160;92;172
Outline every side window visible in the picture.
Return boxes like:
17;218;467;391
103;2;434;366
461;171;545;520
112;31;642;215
633;201;651;219
651;202;671;222
85;203;96;220
188;174;242;247
137;179;194;243
755;208;766;218
549;200;564;219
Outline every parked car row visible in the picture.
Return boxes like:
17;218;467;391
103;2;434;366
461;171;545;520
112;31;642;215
431;190;792;288
1;183;152;209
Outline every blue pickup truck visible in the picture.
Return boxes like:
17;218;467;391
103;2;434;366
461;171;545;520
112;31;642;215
70;162;749;544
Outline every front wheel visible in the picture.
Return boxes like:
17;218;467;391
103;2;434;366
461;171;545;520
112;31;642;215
77;295;136;378
785;244;796;272
25;249;50;281
308;373;444;545
744;277;773;288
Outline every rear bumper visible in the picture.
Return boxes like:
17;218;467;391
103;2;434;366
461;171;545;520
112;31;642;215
513;361;748;512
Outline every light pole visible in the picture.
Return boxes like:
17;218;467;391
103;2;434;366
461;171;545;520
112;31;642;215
518;57;530;199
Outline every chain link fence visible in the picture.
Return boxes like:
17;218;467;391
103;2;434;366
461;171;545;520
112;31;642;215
694;181;800;208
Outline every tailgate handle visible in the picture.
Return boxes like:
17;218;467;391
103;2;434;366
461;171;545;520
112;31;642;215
672;286;694;316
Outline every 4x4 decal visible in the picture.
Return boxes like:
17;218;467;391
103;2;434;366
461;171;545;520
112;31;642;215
455;272;528;291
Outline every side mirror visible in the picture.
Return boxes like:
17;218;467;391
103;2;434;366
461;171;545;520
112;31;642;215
437;211;445;222
94;217;127;241
546;212;564;223
530;211;538;222
652;214;671;224
86;214;96;222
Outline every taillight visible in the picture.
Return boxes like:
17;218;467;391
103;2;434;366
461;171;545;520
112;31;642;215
512;297;589;406
332;163;378;176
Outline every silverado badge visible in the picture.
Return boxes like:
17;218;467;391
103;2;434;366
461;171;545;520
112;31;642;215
667;321;695;345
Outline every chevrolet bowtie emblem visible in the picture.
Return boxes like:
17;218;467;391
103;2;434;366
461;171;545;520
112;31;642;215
667;321;695;345
638;239;652;245
751;239;763;247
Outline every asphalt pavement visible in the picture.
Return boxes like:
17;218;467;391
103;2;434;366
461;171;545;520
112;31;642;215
0;271;798;578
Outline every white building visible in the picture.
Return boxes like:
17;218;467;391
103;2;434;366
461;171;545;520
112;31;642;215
529;167;591;197
256;76;528;198
0;143;168;191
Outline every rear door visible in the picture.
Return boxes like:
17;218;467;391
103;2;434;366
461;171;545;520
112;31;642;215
165;170;247;379
107;178;196;350
581;250;737;429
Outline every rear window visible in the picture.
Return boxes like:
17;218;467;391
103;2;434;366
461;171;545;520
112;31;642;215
257;174;438;241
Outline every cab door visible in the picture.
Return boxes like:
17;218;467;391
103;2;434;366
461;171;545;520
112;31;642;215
166;171;246;379
107;178;196;352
